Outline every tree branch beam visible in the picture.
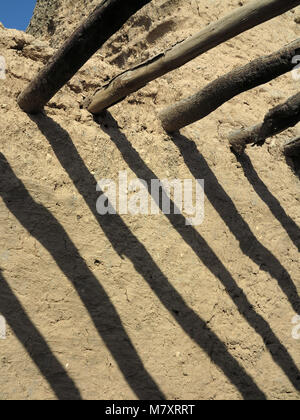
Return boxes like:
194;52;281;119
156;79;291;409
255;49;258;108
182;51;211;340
229;92;300;153
85;0;300;115
18;0;152;113
159;38;300;132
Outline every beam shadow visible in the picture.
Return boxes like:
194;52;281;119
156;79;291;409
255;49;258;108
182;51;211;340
235;152;300;252
285;154;300;181
0;153;164;400
171;133;300;315
30;113;269;399
94;112;300;392
0;268;82;400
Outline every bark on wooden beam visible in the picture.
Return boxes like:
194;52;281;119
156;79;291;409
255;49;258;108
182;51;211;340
284;137;300;157
159;39;300;132
229;92;300;153
86;0;300;115
228;124;264;154
18;0;152;114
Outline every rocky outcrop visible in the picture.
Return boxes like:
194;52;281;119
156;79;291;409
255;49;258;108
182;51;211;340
27;0;61;39
27;0;104;45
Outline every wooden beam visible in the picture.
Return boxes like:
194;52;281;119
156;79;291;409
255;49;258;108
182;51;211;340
159;38;300;132
18;0;152;114
86;0;300;115
284;137;300;157
229;92;300;153
228;124;263;154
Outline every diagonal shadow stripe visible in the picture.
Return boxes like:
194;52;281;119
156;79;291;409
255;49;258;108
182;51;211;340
94;112;300;392
171;133;300;316
0;268;82;400
235;152;300;252
0;153;165;400
28;113;267;400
